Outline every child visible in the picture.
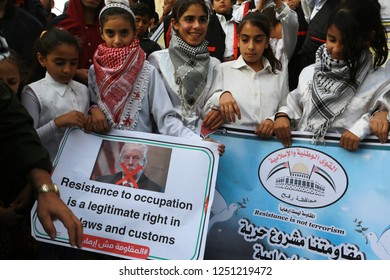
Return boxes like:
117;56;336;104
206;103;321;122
205;11;289;138
21;27;89;162
211;0;239;62
148;0;223;134
88;0;199;140
131;2;162;58
52;0;105;84
0;49;22;96
261;0;298;91
273;0;390;151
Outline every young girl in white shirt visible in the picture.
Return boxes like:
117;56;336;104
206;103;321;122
205;11;289;138
273;0;390;151
21;27;89;162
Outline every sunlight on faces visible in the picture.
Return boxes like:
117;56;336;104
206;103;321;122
0;59;20;94
238;22;269;71
38;43;79;84
101;15;136;48
172;3;208;47
326;24;344;60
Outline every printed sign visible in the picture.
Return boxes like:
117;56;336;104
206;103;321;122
204;128;390;260
31;128;219;260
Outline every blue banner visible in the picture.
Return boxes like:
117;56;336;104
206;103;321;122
204;127;390;260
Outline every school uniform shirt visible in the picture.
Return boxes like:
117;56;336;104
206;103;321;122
215;13;237;60
21;72;89;162
206;55;289;130
89;61;199;139
148;50;220;134
277;64;390;139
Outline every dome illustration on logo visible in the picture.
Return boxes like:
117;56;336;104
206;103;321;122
259;147;348;208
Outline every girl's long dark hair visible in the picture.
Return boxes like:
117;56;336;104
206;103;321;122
28;27;81;84
328;0;388;81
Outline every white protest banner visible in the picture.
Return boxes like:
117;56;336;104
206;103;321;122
31;128;219;260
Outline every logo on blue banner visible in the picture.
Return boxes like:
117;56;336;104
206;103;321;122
258;147;348;208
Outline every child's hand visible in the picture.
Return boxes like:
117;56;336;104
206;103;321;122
203;109;223;130
203;137;225;156
340;130;360;151
219;91;241;123
273;114;292;147
54;110;86;129
370;111;389;144
255;119;274;138
90;107;110;132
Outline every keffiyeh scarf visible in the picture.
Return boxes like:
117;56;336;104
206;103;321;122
93;39;148;130
305;44;372;142
168;32;210;109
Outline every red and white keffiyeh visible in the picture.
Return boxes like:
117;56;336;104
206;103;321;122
93;39;148;129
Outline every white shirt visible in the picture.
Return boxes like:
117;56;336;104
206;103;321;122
21;72;89;162
301;0;328;22
215;13;236;59
148;49;220;134
277;63;390;139
206;55;289;130
270;2;299;91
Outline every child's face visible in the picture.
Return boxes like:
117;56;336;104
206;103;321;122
326;24;344;60
172;4;208;47
101;15;136;48
238;22;269;71
135;14;151;38
38;43;79;84
0;59;20;94
213;0;232;15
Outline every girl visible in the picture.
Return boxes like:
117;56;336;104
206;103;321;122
273;0;390;151
205;11;289;138
0;49;22;96
88;0;200;139
148;0;223;135
21;27;89;162
261;0;298;91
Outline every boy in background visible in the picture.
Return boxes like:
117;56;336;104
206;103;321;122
132;2;162;58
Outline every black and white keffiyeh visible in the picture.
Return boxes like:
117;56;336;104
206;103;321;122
168;32;210;108
306;44;372;142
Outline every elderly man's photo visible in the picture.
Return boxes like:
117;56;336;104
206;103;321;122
91;141;171;193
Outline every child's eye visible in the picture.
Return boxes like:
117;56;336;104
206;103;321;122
120;30;130;36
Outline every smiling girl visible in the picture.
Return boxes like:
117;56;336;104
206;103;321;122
148;0;223;134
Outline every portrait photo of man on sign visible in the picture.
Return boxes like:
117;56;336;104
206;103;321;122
90;141;171;193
